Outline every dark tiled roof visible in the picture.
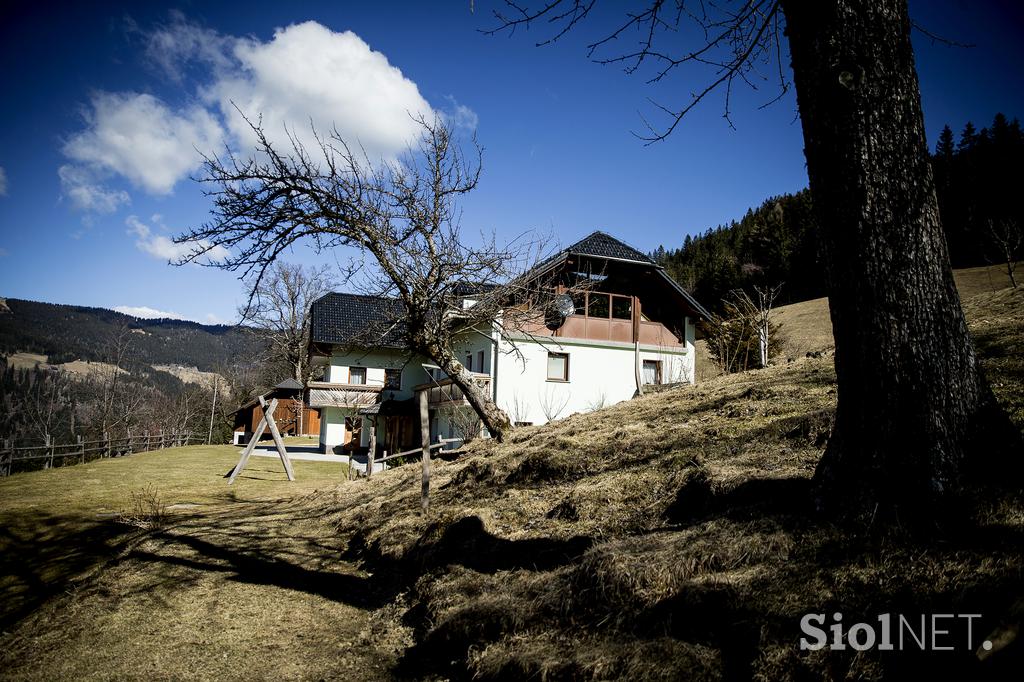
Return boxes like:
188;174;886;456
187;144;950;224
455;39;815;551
310;293;407;348
564;231;655;264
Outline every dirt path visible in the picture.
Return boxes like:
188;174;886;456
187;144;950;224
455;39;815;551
0;492;408;681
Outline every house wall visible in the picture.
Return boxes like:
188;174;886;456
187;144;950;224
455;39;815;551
449;328;495;378
324;349;431;398
491;319;694;427
320;407;347;451
320;349;432;452
319;314;696;448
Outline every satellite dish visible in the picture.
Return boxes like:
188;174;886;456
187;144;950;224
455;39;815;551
554;294;576;317
545;293;576;330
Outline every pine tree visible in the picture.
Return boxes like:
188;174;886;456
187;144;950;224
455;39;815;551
936;124;955;158
958;121;978;151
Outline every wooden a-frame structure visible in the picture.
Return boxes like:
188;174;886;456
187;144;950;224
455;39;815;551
228;396;295;484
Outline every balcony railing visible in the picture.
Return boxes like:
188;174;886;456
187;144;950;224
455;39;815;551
413;374;492;407
306;381;382;408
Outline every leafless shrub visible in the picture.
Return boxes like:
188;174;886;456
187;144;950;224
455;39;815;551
539;386;570;422
117;484;168;529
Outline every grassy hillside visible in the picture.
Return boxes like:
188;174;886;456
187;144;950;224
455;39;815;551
1;283;1021;680
0;298;262;371
329;283;1024;680
696;263;1020;380
0;447;375;681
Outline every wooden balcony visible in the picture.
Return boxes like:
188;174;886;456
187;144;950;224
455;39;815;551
413;374;492;407
521;315;683;347
306;381;382;408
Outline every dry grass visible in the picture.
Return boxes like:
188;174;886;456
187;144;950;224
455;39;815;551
2;352;50;370
152;364;227;391
57;359;128;379
0;446;409;682
319;282;1024;680
698;264;1020;379
2;279;1022;681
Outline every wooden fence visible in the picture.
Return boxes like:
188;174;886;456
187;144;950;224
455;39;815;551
0;432;203;477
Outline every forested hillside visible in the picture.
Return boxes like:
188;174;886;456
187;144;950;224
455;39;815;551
0;298;269;445
0;298;261;370
656;113;1024;312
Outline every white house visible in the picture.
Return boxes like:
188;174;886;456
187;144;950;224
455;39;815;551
305;231;709;455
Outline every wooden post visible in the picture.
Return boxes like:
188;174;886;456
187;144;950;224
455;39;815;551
229;414;268;485
208;375;218;445
2;438;11;477
366;415;376;479
230;398;294;484
261;397;295;481
78;435;85;464
419;389;430;514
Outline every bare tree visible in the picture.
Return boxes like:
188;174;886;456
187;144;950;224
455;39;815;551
706;287;783;373
507;390;531;424
438;404;484;444
17;369;73;442
486;0;1018;522
986;218;1021;289
586;390;608;412
243;262;336;384
539;385;571;422
176;115;575;442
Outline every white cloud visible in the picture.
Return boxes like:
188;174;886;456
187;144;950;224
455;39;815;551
58;165;130;213
127;214;229;263
142;11;234;83
63;92;223;195
209;22;433;163
203;312;229;325
0;166;7;196
114;305;187;320
62;19;461;214
443;95;479;131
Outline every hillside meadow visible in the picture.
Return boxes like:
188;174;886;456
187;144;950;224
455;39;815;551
0;280;1021;680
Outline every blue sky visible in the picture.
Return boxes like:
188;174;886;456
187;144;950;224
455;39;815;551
0;0;1021;324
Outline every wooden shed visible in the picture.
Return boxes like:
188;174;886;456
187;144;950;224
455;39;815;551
232;379;320;439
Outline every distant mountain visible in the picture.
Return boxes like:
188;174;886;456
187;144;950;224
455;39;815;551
0;298;263;371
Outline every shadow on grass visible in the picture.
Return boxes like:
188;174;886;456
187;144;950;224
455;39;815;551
0;514;137;629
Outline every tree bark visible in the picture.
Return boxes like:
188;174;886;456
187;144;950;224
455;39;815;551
782;0;1014;519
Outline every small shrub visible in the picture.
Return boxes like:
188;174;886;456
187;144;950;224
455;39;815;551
117;484;168;529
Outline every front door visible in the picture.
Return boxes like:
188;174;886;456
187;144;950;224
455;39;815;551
344;417;362;450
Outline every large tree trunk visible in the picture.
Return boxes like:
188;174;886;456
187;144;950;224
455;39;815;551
782;0;1012;520
424;343;512;443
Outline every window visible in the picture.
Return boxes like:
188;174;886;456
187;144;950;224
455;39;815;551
642;360;662;385
587;293;610;318
572;292;586;316
612;296;632;320
384;368;401;390
348;367;366;385
547;352;569;381
465;353;473;372
477;350;486;374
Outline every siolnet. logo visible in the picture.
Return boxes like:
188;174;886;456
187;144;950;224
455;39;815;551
800;613;992;652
